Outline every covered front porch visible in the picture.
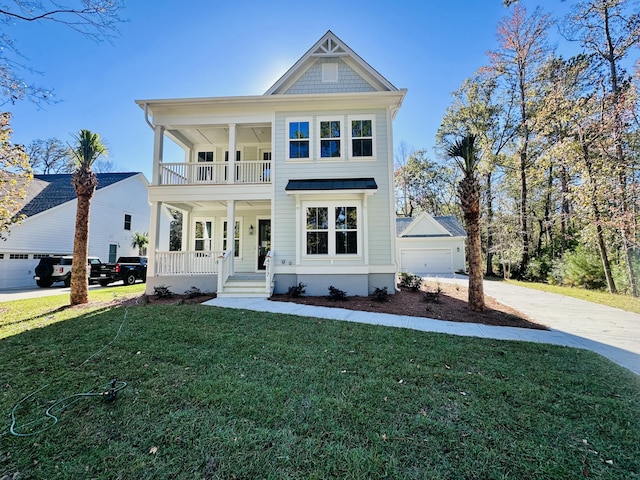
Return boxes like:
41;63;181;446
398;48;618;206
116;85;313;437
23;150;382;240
146;199;273;297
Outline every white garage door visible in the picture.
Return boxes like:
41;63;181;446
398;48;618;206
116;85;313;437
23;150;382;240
400;249;452;275
0;257;39;290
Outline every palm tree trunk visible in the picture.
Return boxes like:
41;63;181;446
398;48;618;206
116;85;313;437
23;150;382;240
70;193;92;305
466;210;485;312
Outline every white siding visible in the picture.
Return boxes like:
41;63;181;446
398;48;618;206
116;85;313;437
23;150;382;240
0;174;151;289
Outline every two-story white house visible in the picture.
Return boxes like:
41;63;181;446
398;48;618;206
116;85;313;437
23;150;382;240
136;31;406;297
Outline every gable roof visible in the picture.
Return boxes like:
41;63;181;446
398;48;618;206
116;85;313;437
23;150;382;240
18;172;142;218
396;214;466;238
265;30;399;95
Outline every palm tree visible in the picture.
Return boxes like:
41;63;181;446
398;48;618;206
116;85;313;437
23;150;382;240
131;231;149;255
69;130;107;305
447;134;485;312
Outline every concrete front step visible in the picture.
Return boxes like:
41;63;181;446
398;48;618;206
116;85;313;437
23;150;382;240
219;278;270;298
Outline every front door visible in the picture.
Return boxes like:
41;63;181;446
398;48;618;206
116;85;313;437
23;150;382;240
257;219;271;270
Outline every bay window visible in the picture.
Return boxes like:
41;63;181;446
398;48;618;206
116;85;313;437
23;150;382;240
305;203;359;256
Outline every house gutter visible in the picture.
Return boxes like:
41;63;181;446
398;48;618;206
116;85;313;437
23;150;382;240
143;102;154;130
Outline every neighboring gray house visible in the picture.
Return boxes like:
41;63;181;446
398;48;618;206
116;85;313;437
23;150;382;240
136;31;407;297
396;213;467;276
0;172;155;289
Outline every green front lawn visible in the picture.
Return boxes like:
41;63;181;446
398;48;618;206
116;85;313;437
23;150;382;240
0;295;638;479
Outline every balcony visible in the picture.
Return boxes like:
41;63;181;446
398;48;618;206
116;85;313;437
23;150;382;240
158;160;271;186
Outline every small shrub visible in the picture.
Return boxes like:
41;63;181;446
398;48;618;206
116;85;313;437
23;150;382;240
328;285;347;301
184;286;202;298
398;272;423;291
153;285;174;298
371;286;389;302
287;282;307;298
423;285;442;303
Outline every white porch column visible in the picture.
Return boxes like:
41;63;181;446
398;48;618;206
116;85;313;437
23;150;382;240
152;125;165;185
228;123;237;184
227;200;236;274
181;209;191;252
148;201;163;281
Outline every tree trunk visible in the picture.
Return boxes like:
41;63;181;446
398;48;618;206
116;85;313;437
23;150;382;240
582;143;617;294
466;209;485;312
485;172;495;277
70;193;91;305
602;1;637;296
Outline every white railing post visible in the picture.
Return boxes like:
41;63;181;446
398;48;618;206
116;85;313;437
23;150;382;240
264;250;273;295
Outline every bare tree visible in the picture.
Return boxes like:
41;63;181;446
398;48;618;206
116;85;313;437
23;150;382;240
488;5;553;274
0;1;125;105
27;138;73;174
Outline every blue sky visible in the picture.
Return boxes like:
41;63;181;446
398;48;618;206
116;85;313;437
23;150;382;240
6;0;575;179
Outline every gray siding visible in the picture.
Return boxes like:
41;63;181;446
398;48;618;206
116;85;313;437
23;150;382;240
284;58;376;95
272;109;394;270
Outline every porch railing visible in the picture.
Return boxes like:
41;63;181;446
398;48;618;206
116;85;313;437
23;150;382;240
158;161;271;186
217;250;233;293
155;250;221;276
264;250;274;295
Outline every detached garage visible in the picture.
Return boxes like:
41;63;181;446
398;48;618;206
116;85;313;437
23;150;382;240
396;213;466;276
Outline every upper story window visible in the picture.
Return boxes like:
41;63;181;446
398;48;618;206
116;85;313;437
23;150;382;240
319;119;342;159
124;214;132;231
288;121;310;159
350;118;374;158
197;151;213;162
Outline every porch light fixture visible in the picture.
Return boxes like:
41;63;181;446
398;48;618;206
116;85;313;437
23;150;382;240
249;225;254;235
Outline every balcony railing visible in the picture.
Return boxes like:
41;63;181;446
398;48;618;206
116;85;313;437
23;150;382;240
158;161;271;186
155;250;222;276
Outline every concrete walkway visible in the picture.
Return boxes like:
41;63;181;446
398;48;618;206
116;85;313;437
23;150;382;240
204;279;640;376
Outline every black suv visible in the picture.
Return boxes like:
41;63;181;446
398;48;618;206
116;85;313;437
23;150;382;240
34;256;103;288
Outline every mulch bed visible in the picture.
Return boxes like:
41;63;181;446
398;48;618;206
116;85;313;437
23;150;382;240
270;283;547;330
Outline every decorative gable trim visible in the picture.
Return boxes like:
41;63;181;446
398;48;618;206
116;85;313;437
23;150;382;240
265;30;398;95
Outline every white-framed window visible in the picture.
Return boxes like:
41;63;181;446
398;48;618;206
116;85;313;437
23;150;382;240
222;219;241;258
194;220;213;251
287;119;311;160
304;202;360;256
318;117;343;159
197;151;214;181
124;214;132;231
349;116;375;159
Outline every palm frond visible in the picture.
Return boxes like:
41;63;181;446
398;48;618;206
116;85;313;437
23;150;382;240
446;134;481;176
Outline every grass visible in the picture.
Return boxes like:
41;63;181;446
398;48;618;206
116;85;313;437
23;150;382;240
0;284;146;339
504;279;640;314
0;295;639;479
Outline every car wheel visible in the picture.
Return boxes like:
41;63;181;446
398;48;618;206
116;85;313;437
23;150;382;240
64;277;71;288
36;279;53;288
99;280;110;287
125;273;136;286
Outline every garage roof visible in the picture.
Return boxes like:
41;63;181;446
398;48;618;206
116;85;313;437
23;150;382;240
396;214;466;238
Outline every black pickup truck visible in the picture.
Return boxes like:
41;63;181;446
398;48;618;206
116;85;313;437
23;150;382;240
97;256;148;286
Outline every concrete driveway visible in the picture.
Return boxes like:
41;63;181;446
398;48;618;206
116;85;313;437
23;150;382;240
0;283;111;302
431;276;640;376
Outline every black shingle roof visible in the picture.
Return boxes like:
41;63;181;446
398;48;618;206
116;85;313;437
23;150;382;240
18;172;140;218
